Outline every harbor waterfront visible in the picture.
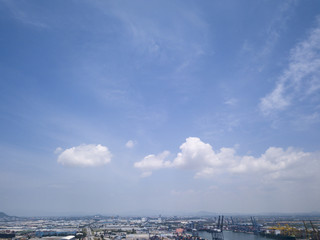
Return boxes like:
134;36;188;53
198;231;268;240
1;212;320;240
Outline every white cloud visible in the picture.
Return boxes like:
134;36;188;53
54;147;63;154
134;137;320;184
57;144;112;167
228;147;310;176
172;137;223;169
224;98;238;106
140;171;152;178
134;151;171;177
125;140;135;149
260;82;290;113
260;17;320;115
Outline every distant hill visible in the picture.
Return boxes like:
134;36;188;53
0;212;9;218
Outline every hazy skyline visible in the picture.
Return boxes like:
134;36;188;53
1;0;320;216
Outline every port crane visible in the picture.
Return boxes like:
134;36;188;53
303;220;320;240
251;216;261;234
210;215;224;240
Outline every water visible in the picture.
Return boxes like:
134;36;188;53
198;231;269;240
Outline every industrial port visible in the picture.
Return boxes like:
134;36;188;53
1;212;320;240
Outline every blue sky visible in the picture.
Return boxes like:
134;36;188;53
1;0;320;216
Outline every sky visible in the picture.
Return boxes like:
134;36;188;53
1;0;320;217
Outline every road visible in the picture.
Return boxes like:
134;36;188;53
86;227;94;240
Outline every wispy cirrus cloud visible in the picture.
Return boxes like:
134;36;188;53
259;1;296;58
239;1;296;74
260;17;320;115
1;0;49;28
93;0;209;86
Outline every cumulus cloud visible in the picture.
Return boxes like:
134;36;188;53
260;17;320;115
134;137;320;183
125;140;136;149
57;144;112;167
172;137;222;169
134;151;171;177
